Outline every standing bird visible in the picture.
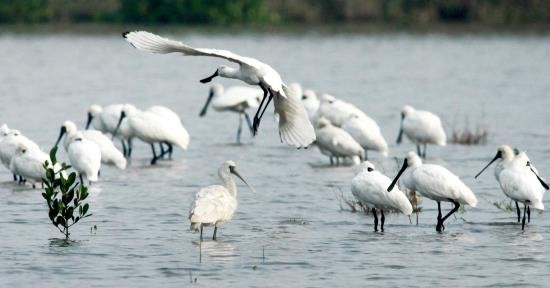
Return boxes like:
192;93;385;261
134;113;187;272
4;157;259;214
86;104;133;157
396;105;446;158
189;160;254;241
316;94;366;127
301;89;320;125
9;144;61;188
67;132;102;185
351;161;413;232
113;104;189;165
0;129;39;182
388;151;477;232
315;117;364;165
475;145;547;230
342;114;389;159
122;30;315;148
55;121;126;169
199;83;262;143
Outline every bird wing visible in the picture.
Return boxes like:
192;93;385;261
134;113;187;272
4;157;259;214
189;185;232;223
123;31;261;69
273;84;316;148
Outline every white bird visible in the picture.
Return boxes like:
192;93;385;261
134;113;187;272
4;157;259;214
351;161;413;232
0;128;40;182
123;30;315;148
86;104;133;157
199;83;262;143
388;151;477;232
146;105;188;158
315;117;364;165
114;104;190;165
188;160;254;241
342;114;389;159
316;94;366;127
55;121;126;169
396;105;446;158
301;89;320;125
67;132;101;185
9;144;61;188
475;145;548;230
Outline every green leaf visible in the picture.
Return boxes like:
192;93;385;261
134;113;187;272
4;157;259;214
49;147;57;164
66;173;76;187
55;216;66;227
82;203;89;216
49;209;57;221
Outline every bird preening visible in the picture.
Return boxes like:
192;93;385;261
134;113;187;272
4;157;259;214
122;30;315;149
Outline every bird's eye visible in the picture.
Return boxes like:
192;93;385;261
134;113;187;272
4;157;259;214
328;100;334;104
22;149;26;153
301;95;307;100
367;167;374;172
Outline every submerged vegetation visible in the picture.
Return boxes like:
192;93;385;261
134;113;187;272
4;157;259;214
0;0;549;28
42;147;92;240
450;115;489;145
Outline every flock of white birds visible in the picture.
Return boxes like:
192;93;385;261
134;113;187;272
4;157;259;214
1;31;547;240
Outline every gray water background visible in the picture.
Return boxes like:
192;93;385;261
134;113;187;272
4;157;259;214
0;30;550;287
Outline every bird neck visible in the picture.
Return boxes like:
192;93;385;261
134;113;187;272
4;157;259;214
218;66;240;80
220;171;237;197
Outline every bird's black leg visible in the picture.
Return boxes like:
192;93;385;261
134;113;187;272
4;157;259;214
32;183;36;189
200;224;203;241
522;203;527;230
127;139;133;158
12;174;17;181
244;112;254;136
120;139;127;157
18;175;24;184
79;174;84;185
417;145;422;156
258;93;273;120
330;157;334;165
372;208;378;232
336;157;340;166
439;200;460;232
236;113;243;143
150;144;158;165
252;84;269;135
167;143;173;160
527;206;530;223
381;210;385;232
199;70;219;83
364;150;368;161
160;143;166;158
213;225;217;240
436;201;443;232
423;144;427;158
515;201;521;223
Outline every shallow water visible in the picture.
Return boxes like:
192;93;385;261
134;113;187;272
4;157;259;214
1;31;550;287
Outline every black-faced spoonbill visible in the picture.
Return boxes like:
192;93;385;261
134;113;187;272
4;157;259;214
113;104;190;165
86;104;133;157
300;89;320;125
189;160;254;241
351;161;413;232
316;94;367;127
199;83;262;143
9;144;62;188
475;145;548;230
342;114;389;159
67;132;102;185
55;121;126;169
122;31;315;148
388;151;477;232
396;105;446;158
0;128;39;182
315;117;364;165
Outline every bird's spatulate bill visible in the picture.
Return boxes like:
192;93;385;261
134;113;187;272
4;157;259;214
388;159;408;192
230;167;255;193
475;151;501;179
200;70;218;83
54;126;67;147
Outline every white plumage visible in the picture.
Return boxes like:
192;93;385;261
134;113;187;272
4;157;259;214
87;104;132;157
342;114;389;158
475;145;547;229
396;105;446;158
301;89;320;125
351;161;413;232
0;128;40;180
199;83;262;142
123;30;315;148
316;94;366;127
9;144;61;187
388;151;477;232
57;121;126;169
188;160;254;241
315;117;364;165
67;132;101;184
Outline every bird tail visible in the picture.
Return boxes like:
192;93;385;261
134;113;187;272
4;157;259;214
275;85;316;148
531;200;544;211
114;153;127;170
460;187;478;208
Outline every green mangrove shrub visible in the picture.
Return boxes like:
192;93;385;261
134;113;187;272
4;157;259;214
42;147;92;240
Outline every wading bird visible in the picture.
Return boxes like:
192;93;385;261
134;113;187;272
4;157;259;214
316;94;366;127
315;117;364;165
351;161;413;232
56;121;126;169
388;151;477;232
199;83;262;143
301;89;320;125
86;104;133;157
475;145;547;230
342;114;389;159
122;30;315;148
9;144;61;188
189;160;254;241
67;132;101;185
396;105;446;158
0;128;39;182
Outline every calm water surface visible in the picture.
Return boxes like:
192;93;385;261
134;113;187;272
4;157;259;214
0;31;550;287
